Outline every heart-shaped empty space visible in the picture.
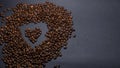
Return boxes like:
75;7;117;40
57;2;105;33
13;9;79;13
20;23;48;48
25;28;42;43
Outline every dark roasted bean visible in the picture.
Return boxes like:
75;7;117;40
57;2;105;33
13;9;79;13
0;1;75;68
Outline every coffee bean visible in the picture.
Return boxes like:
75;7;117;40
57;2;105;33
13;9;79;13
0;1;75;68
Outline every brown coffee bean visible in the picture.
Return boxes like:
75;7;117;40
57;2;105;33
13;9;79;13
0;1;75;68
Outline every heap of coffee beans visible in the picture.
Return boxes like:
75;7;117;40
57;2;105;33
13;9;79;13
25;28;42;43
0;1;75;68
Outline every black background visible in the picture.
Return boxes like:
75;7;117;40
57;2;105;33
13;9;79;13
0;0;120;68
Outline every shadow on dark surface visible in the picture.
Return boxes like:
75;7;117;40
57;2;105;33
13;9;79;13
45;60;120;68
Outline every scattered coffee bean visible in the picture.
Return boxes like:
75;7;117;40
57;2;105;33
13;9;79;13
0;1;75;68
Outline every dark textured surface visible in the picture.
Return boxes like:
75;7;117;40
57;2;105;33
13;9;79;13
0;0;120;68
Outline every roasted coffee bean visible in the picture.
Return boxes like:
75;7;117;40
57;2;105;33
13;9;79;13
0;1;75;68
25;27;42;43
